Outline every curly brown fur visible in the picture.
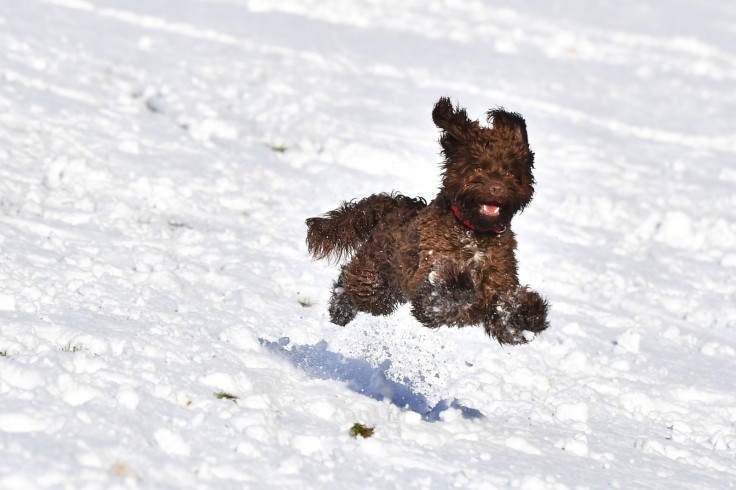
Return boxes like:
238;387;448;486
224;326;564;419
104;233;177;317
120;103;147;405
306;97;549;345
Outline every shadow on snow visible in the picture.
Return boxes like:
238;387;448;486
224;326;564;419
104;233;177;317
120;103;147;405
260;337;483;422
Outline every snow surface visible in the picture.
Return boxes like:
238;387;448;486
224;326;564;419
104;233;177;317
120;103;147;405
1;0;736;488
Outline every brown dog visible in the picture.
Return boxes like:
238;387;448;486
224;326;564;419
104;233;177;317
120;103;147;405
306;97;549;344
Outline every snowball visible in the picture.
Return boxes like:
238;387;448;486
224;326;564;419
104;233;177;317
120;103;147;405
0;293;16;311
154;429;191;456
555;402;589;423
505;436;542;455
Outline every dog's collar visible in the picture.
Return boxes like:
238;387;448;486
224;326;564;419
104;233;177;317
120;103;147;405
451;204;506;235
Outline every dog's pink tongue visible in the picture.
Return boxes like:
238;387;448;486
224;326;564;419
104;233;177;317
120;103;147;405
480;204;500;216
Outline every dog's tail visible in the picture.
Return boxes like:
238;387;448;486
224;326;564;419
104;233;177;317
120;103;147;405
306;192;426;262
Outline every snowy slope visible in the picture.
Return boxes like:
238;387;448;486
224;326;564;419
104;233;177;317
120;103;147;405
1;0;735;488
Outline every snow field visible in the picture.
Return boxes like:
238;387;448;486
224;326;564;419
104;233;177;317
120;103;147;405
1;0;736;488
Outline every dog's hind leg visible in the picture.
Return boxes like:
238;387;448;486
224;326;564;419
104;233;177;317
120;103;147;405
327;249;403;326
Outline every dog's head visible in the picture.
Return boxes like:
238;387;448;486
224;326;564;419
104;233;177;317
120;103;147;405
432;97;535;232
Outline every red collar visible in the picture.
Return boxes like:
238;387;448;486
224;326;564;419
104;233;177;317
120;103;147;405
451;204;506;234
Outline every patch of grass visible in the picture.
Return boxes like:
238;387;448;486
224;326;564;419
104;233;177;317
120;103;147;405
111;461;140;480
0;350;8;357
60;343;84;353
167;220;192;229
349;423;374;439
214;391;239;402
298;297;314;308
267;143;288;153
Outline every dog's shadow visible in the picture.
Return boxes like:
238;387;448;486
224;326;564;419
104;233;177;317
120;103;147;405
260;337;483;422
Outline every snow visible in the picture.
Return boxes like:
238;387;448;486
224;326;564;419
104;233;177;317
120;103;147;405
1;0;735;488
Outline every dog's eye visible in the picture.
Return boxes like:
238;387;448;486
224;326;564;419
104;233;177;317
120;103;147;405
474;168;483;173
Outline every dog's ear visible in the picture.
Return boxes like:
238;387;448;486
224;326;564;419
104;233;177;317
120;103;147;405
487;108;529;152
432;97;475;143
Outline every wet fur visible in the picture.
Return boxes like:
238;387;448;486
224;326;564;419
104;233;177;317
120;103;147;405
306;97;549;344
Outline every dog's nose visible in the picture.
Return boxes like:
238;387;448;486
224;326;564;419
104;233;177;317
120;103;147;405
489;183;505;197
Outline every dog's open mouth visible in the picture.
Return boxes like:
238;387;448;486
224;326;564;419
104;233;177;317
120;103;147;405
480;203;501;217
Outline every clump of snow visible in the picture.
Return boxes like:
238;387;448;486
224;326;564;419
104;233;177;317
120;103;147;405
1;0;735;488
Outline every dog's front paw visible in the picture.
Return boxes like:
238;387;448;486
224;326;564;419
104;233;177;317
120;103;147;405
328;284;357;326
429;259;478;305
487;286;549;344
411;262;478;328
